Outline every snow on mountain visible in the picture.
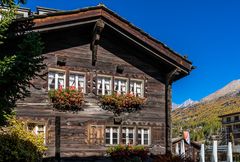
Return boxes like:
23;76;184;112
172;99;198;110
177;99;199;108
172;103;179;110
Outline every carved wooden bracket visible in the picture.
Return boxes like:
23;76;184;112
90;19;105;66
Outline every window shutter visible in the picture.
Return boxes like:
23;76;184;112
152;127;164;144
88;125;104;144
92;73;97;95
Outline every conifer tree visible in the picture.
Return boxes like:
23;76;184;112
0;1;46;124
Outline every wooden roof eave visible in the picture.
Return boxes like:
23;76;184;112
104;21;190;74
19;5;193;77
30;21;191;76
219;112;240;118
100;8;192;70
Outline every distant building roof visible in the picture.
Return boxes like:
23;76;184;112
36;6;61;15
219;111;240;118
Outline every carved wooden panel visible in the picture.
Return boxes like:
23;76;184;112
88;125;104;145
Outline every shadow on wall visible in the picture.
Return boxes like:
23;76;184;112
43;156;112;162
43;155;195;162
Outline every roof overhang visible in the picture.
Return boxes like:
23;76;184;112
15;5;193;81
219;111;240;118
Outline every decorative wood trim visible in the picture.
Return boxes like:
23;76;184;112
92;71;97;95
144;78;148;98
65;69;69;88
112;75;115;95
90;19;105;66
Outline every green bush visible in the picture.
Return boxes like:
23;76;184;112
0;117;47;162
0;133;41;162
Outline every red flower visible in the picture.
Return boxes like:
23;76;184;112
48;87;84;111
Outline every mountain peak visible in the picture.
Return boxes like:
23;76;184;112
172;98;198;110
201;79;240;102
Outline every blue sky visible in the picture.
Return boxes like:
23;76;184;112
21;0;240;104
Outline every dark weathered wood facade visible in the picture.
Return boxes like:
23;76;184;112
16;5;193;158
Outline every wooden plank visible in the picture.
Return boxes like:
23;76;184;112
15;24;169;157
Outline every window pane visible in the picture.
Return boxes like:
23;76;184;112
69;75;75;87
48;71;65;90
105;127;110;144
27;124;45;144
105;127;119;145
144;129;148;134
113;133;118;138
58;73;64;78
129;131;133;144
114;79;127;94
113;139;118;144
106;139;110;144
137;128;150;145
27;123;35;131
38;125;44;131
48;72;55;90
138;139;141;144
98;77;112;95
138;130;142;145
58;78;64;88
69;73;85;92
129;133;133;138
144;134;148;139
113;128;118;132
130;80;143;97
144;140;148;145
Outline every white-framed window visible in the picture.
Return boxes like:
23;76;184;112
48;70;65;90
69;72;86;93
137;128;150;145
114;78;128;95
105;127;119;145
122;127;134;145
130;79;144;97
27;123;46;144
97;76;112;95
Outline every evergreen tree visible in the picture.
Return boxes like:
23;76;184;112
0;2;46;124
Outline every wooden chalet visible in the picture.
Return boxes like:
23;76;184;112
15;5;193;158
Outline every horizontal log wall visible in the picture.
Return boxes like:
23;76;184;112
16;28;167;157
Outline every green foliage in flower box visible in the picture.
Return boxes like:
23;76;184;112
48;87;84;111
99;93;145;116
107;145;148;162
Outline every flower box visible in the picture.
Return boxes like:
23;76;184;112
48;87;84;111
99;93;145;116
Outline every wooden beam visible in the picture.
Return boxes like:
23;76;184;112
165;68;179;155
55;116;61;162
90;19;105;66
